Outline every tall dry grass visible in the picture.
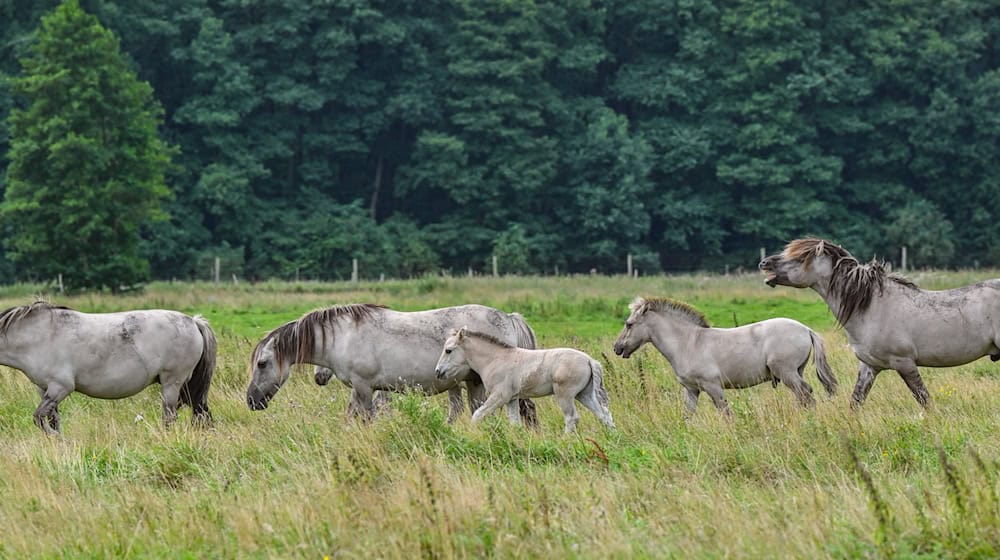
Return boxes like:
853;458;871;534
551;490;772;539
0;273;998;557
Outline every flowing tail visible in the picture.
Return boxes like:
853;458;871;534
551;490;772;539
509;312;540;428
181;316;217;426
586;360;615;428
809;330;837;397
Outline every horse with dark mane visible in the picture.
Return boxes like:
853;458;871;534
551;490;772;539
0;301;216;433
760;238;1000;408
246;303;539;424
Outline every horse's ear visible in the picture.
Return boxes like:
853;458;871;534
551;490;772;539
814;240;826;256
457;326;467;339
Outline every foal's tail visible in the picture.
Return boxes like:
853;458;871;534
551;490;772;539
509;312;539;428
509;312;537;349
181;316;217;426
809;330;837;397
586;360;615;428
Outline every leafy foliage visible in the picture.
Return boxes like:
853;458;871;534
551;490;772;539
2;0;1000;282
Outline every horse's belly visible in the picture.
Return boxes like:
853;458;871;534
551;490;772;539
75;374;156;399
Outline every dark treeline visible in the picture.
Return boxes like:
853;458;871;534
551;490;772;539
2;0;999;281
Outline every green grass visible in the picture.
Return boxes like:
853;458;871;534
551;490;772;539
0;273;999;558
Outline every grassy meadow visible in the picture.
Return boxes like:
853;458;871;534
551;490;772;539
0;272;999;558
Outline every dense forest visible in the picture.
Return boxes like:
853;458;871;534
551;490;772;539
1;1;999;283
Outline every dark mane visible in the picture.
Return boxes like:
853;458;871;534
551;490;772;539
630;297;710;328
0;301;71;337
462;330;515;348
250;303;388;367
783;238;917;324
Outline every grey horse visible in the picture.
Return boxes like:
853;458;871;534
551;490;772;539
0;301;216;434
760;237;1000;408
246;303;538;424
613;297;836;416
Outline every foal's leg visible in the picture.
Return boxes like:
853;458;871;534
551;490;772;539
471;390;510;423
576;390;615;429
893;360;931;408
446;387;465;423
553;386;582;433
702;382;732;417
850;362;881;409
505;400;522;426
34;383;72;435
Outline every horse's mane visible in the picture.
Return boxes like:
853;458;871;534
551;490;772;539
461;330;515;348
0;300;70;337
630;297;710;328
250;303;388;368
783;238;917;324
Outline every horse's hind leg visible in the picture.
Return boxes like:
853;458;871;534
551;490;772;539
555;391;581;433
774;368;815;408
34;383;71;435
161;382;183;427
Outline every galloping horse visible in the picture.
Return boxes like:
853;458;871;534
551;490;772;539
0;301;216;434
434;327;614;433
613;297;836;416
246;303;539;424
760;238;1000;408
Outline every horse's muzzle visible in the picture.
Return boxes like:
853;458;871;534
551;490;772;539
246;387;272;410
759;257;779;287
434;367;446;379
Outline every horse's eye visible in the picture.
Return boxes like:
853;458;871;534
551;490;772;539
445;349;452;354
257;360;268;369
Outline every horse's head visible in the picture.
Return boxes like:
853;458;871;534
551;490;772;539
759;238;840;289
435;327;469;379
246;334;292;410
613;298;653;359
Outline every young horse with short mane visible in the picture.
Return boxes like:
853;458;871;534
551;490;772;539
246;303;539;424
0;301;216;434
434;327;614;433
613;297;836;416
760;238;1000;408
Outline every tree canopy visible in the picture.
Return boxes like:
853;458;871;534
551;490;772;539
2;0;999;284
1;0;171;290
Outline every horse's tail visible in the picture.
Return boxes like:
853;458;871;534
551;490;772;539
809;329;837;397
509;311;539;428
181;315;217;426
509;312;537;349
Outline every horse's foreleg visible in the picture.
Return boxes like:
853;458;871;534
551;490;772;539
683;386;701;418
446;387;465;423
161;383;182;427
34;383;71;435
466;378;487;412
850;362;881;409
347;384;376;421
702;383;732;417
895;362;931;408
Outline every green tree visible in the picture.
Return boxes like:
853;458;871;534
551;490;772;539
1;0;172;290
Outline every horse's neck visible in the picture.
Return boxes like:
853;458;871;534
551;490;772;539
0;326;42;371
646;313;698;365
462;338;512;379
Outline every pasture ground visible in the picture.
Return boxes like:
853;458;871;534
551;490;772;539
0;272;999;558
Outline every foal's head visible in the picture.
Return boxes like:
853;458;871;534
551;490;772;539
434;327;469;379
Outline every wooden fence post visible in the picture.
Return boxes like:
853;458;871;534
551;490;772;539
627;253;633;277
352;258;359;283
492;255;498;277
